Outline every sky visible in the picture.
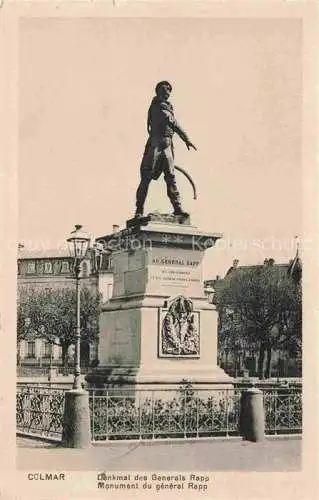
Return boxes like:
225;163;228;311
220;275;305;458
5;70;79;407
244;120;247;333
18;17;302;278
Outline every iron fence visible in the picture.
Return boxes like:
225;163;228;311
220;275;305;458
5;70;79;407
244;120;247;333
89;388;242;441
17;365;91;378
16;385;67;439
17;381;73;390
263;388;302;434
16;384;302;442
17;366;50;378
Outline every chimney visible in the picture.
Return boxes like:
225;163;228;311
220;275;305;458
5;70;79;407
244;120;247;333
233;259;239;268
112;224;119;234
216;275;220;281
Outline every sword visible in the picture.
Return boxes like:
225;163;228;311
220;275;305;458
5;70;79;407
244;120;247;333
174;165;197;200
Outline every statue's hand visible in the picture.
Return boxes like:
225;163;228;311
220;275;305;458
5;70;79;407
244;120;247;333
186;141;197;151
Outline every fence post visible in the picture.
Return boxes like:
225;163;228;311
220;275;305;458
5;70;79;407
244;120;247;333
240;388;265;442
48;367;56;382
62;389;91;448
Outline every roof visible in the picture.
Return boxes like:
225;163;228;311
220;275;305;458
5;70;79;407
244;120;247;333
18;248;72;259
205;255;301;287
226;262;289;276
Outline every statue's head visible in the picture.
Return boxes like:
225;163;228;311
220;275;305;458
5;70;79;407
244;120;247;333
155;81;172;101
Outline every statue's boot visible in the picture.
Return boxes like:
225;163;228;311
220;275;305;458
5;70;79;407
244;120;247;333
134;206;144;218
173;204;189;217
167;175;189;217
135;176;151;218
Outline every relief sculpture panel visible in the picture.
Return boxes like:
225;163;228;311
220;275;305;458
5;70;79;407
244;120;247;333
159;295;200;358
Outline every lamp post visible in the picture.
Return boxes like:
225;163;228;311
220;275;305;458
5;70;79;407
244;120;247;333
67;224;90;390
62;224;91;448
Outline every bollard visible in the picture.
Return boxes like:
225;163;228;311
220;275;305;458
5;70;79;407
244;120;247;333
240;388;265;442
62;389;91;448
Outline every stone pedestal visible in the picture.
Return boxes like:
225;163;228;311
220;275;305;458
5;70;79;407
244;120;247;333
86;213;233;391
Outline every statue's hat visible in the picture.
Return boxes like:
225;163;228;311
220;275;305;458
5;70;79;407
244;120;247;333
155;81;172;94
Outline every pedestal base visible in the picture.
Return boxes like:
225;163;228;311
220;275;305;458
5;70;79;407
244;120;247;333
86;363;233;391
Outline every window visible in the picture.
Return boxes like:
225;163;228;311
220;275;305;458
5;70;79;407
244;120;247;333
44;262;52;273
26;262;36;274
26;341;36;358
61;261;69;273
107;283;113;300
43;341;52;359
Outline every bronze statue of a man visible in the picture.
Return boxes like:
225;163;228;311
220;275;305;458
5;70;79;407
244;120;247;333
135;81;197;218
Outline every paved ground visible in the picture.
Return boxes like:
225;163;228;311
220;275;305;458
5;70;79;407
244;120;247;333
17;436;301;472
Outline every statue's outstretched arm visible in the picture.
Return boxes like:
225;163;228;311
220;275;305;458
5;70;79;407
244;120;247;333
158;104;197;151
173;122;190;144
173;119;197;151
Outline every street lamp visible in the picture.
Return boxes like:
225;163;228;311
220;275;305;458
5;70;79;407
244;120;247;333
67;224;90;390
62;225;92;448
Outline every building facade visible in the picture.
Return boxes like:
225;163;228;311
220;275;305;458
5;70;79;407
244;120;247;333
17;245;113;372
205;252;302;378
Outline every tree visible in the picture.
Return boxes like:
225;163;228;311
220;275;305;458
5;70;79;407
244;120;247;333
217;308;249;377
17;289;33;343
17;286;102;368
215;264;301;379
